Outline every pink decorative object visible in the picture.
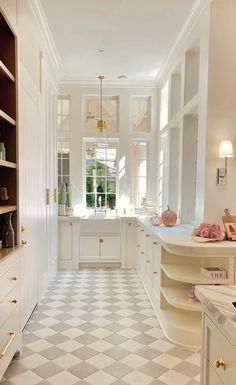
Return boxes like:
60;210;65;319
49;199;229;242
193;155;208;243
161;206;177;227
149;214;162;226
192;222;225;242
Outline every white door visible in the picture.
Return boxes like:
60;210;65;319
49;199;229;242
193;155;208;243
80;236;99;260
100;236;120;260
59;222;73;263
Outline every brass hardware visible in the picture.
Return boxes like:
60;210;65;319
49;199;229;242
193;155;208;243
69;222;72;226
21;225;25;232
215;359;225;369
141;229;144;232
0;333;16;359
46;188;50;205
21;239;28;246
54;188;58;204
11;277;17;281
146;260;150;263
100;238;103;243
141;252;144;255
136;245;140;247
153;272;158;274
128;222;131;226
146;234;150;238
153;241;157;245
11;299;17;304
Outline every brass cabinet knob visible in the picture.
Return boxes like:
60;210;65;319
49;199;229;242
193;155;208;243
11;299;17;304
141;252;144;255
146;234;150;238
141;229;144;232
215;359;225;369
21;239;28;245
136;245;140;248
153;241;157;245
128;222;131;226
21;225;25;232
11;277;17;281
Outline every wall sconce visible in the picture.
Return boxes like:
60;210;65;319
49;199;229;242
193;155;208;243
216;140;234;186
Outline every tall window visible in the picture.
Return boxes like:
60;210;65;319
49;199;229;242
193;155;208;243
131;142;147;208
85;141;118;210
160;81;169;130
85;96;119;132
57;97;70;132
58;141;70;187
131;96;151;132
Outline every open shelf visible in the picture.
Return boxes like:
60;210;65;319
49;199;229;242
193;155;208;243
0;160;16;169
0;205;16;215
0;245;20;261
158;307;201;348
161;286;202;312
0;109;15;126
161;263;229;285
0;60;14;82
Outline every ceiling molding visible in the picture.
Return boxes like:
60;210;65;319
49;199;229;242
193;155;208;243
156;0;209;83
29;0;64;75
59;79;158;89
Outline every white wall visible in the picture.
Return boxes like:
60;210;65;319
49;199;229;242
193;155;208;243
204;0;236;222
59;84;158;212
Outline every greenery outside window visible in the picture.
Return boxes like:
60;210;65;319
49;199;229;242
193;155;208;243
85;141;118;210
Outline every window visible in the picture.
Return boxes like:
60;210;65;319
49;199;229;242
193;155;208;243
58;141;70;187
131;142;147;208
85;96;119;132
158;132;168;211
85;141;118;210
57;97;70;132
131;96;151;132
160;81;169;130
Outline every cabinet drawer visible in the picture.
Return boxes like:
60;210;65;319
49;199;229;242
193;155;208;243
0;263;19;303
0;308;21;380
0;285;19;328
204;314;236;385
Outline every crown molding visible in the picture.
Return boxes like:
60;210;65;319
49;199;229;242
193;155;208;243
59;79;157;89
156;0;209;83
29;0;64;75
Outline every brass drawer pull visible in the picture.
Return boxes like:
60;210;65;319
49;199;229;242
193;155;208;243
153;272;157;274
11;299;17;304
146;260;150;263
0;332;16;359
11;277;17;281
141;229;144;232
141;252;144;255
21;239;28;246
153;241;157;245
136;245;140;248
146;234;150;237
215;359;225;369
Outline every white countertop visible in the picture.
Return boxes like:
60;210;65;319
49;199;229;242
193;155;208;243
196;285;236;347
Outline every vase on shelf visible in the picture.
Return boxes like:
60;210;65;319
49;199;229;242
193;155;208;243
2;212;15;248
0;142;6;160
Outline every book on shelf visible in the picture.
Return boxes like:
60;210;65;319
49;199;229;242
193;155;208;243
201;267;227;279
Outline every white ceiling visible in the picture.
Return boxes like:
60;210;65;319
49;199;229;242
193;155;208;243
39;0;197;83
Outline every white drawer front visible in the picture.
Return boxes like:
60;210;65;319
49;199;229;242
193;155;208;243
0;263;19;303
0;308;21;380
0;285;19;328
204;314;236;385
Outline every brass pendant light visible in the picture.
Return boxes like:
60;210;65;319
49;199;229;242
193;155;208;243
96;75;108;148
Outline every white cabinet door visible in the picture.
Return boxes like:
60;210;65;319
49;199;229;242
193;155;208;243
125;221;136;268
80;236;100;260
100;236;120;260
59;222;73;262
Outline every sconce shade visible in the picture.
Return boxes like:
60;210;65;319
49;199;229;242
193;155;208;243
219;140;234;158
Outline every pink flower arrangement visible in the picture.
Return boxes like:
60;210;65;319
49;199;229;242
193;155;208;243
193;222;222;239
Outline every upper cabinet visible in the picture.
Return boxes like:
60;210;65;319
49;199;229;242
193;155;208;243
0;9;18;250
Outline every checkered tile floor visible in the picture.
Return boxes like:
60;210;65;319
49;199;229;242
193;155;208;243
1;269;200;385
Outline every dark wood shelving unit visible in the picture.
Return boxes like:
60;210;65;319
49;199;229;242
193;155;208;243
0;9;18;250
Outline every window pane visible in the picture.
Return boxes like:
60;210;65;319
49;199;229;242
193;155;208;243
107;194;116;209
86;147;96;159
58;159;61;175
97;178;106;192
86;177;94;193
107;161;116;176
96;161;107;176
86;160;95;176
96;194;106;207
107;178;116;193
63;176;69;184
63;159;69;175
62;99;70;114
86;194;95;208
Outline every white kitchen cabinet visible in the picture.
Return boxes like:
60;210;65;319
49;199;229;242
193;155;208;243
58;220;80;269
79;235;120;262
202;313;236;385
120;220;136;268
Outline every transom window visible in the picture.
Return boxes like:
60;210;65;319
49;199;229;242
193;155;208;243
85;96;119;132
58;141;70;187
131;96;151;132
131;142;148;208
57;97;70;132
85;141;118;210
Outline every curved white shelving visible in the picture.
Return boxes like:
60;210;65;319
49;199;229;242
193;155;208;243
158;308;201;349
161;286;202;312
161;263;229;285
